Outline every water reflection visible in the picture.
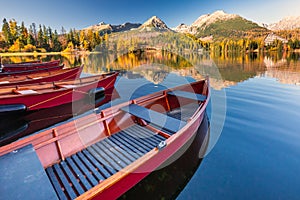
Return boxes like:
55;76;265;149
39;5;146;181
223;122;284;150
263;52;300;85
3;51;300;88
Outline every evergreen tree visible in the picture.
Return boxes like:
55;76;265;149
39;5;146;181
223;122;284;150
47;27;53;48
31;23;37;43
37;25;44;48
26;34;35;45
52;30;62;52
2;18;12;45
61;26;66;35
19;21;28;46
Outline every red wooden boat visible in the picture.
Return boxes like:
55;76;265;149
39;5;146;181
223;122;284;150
0;78;209;199
1;59;60;72
0;65;83;87
0;71;118;114
1;60;41;66
0;87;120;146
0;64;64;78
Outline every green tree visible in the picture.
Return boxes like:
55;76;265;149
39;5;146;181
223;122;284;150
37;25;44;47
26;34;35;45
2;18;12;45
52;30;62;52
19;21;28;46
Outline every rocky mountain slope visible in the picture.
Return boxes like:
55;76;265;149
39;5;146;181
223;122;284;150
138;16;172;32
174;10;267;40
267;16;300;30
83;21;141;34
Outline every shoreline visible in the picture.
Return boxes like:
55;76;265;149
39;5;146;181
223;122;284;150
0;51;99;57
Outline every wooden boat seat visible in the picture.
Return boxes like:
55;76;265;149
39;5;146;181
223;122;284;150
121;104;186;133
0;81;10;84
13;89;38;95
32;77;42;80
168;90;206;101
0;145;58;200
54;84;77;89
46;124;166;200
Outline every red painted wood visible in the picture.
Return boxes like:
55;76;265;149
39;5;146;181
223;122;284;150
0;66;83;87
0;65;64;78
2;60;60;72
0;72;118;111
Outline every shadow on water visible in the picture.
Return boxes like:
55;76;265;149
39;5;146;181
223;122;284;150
120;112;210;200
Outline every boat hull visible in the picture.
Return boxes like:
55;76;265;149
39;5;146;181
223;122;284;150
0;65;64;78
2;60;60;72
0;66;83;87
0;72;118;112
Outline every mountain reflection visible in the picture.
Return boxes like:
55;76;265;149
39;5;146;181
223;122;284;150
4;50;300;88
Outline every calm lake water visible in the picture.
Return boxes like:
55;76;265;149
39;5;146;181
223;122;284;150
2;51;300;199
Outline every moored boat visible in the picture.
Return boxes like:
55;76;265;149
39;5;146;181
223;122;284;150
0;64;64;78
1;59;60;72
0;65;83;87
0;71;118;115
0;78;210;199
0;87;120;147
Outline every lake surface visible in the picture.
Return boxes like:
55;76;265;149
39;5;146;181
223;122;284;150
2;51;300;199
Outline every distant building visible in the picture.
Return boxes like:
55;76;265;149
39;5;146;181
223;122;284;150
264;33;288;46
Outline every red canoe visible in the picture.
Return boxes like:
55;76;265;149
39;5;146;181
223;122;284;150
0;65;83;87
0;64;64;78
0;71;118;114
0;87;120;146
1;59;60;72
0;78;210;200
1;60;41;65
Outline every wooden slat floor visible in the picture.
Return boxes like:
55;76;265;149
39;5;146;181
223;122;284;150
46;124;166;199
45;104;197;199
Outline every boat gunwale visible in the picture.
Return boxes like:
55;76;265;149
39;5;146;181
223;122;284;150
0;71;118;98
2;59;60;68
0;65;83;85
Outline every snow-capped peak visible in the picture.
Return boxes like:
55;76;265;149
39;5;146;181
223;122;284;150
140;16;170;30
191;10;238;27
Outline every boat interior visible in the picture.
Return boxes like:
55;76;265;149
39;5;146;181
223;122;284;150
0;73;112;98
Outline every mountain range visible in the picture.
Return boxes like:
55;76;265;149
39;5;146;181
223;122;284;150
173;10;270;40
83;22;142;34
267;16;300;30
84;10;300;39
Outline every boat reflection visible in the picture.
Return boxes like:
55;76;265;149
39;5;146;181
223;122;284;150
0;87;120;146
120;112;210;199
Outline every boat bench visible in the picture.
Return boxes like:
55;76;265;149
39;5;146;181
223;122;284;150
54;84;77;89
13;89;38;95
121;104;186;133
0;145;58;200
168;90;206;101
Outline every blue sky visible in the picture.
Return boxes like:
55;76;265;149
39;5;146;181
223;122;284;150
0;0;299;32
